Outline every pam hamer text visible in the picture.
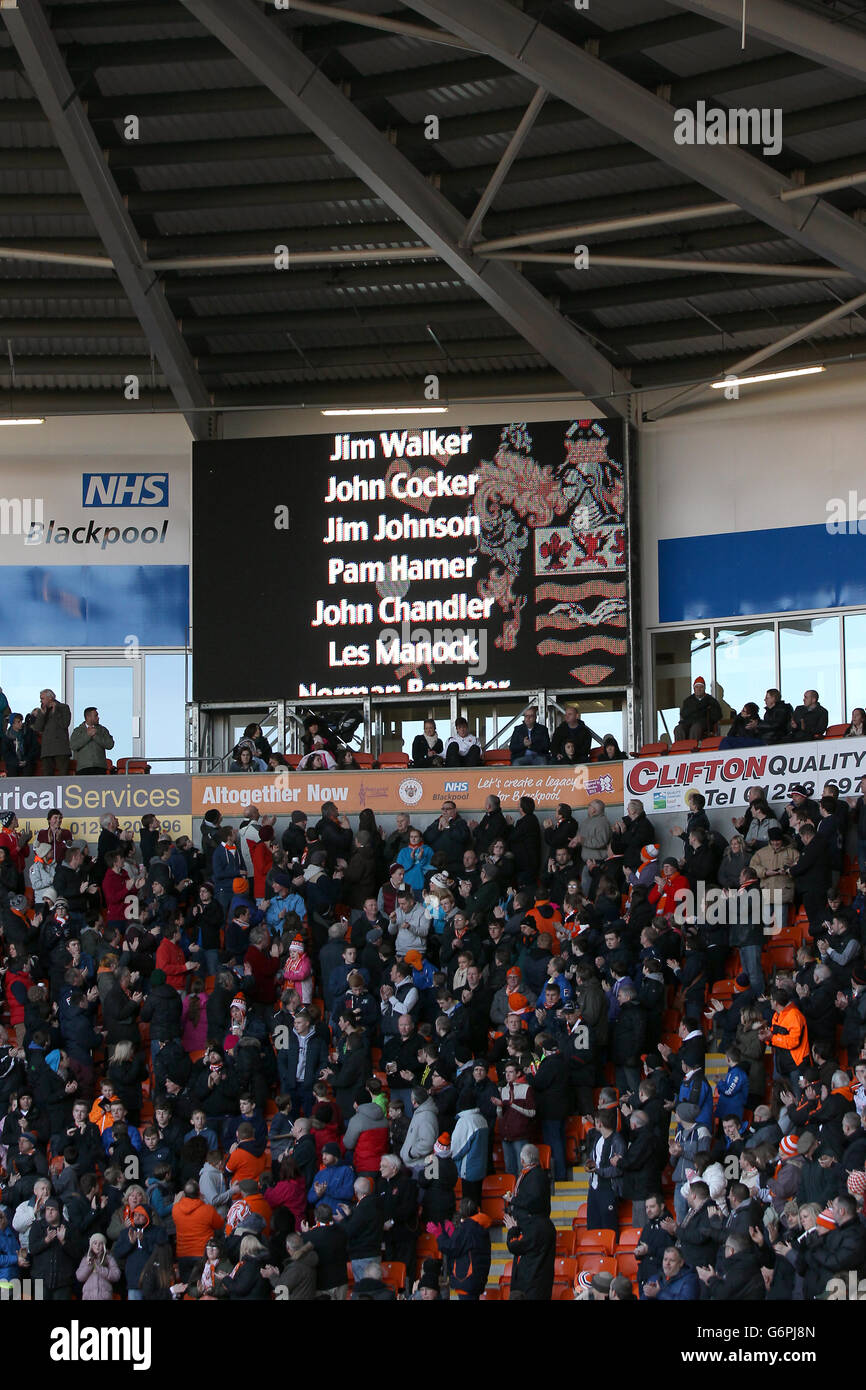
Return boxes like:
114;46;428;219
318;459;492;671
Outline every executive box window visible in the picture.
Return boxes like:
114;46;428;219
650;609;866;744
651;630;713;739
0;653;64;719
779;616;842;725
713;623;776;723
555;692;626;753
844;613;866;720
379;704;450;756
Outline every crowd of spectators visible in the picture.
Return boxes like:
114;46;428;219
0;690;866;1303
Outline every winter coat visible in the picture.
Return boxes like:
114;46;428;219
396;843;434;893
307;1162;356;1214
69;722;115;772
400;1098;439;1169
102;983;141;1046
341;846;379;911
734;1020;767;1097
391;902;431;957
140;982;183;1042
32;701;71;757
268;1245;319;1300
76;1250;121;1300
344;1103;390;1174
506;1214;556;1299
172;1195;223;1259
715;1064;749;1120
450;1107;489;1182
222;1256;271;1300
264;1177;307;1230
339;1193;384;1260
28;1219;85;1291
437;1213;492;1297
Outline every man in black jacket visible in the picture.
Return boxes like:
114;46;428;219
507;1143;551;1221
376;1153;419;1280
633;1192;672;1291
585;1111;625;1235
140;969;182;1051
789;823;832;935
314;801;354;871
472;794;510;856
790;690;829;742
675;678;722;742
305;1202;349;1300
610;986;647;1097
617;1109;663;1229
23;1195;85;1299
697;1232;766;1300
551;707;593;763
531;1035;569;1181
281;811;308;862
53;847;99;927
511;800;542;888
423;801;471;878
543;803;580;856
275;1010;328;1119
610;802;657;873
664;1180;723;1270
335;1175;385;1282
756;688;794;744
504;1208;556;1299
102;967;143;1048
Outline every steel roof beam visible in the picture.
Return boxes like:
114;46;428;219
666;0;866;83
176;0;630;414
0;0;213;439
404;0;866;287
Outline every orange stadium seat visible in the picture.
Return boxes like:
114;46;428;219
572;1228;616;1255
483;749;511;765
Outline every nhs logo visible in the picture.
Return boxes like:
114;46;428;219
444;781;468;793
83;474;168;507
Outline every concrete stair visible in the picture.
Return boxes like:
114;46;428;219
486;1053;728;1289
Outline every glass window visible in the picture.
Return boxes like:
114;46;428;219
0;653;63;720
713;623;776;725
652;629;714;739
459;700;527;751
779;616;842;725
69;664;135;763
844;613;866;726
379;704;449;756
145;654;187;773
555;692;626;754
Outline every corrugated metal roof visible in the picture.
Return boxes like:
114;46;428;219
4;0;866;407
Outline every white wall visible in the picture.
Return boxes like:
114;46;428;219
637;360;866;629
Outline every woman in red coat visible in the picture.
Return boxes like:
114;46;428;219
155;925;189;992
250;827;276;904
245;927;281;1007
4;940;33;1044
103;852;134;927
263;1156;308;1231
648;858;690;917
